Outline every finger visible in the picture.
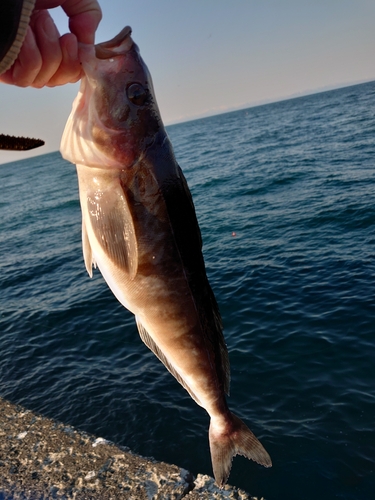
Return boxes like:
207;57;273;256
35;1;65;8
0;65;15;84
63;0;102;44
46;33;82;86
2;27;43;87
35;1;102;43
31;11;63;88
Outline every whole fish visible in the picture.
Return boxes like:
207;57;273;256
60;26;271;487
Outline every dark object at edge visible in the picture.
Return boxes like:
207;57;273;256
0;0;36;74
0;133;44;151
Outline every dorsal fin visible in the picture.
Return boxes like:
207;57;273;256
156;160;230;395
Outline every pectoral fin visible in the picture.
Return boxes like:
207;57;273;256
86;188;138;278
136;318;201;406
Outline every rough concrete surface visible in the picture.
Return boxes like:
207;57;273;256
0;398;262;499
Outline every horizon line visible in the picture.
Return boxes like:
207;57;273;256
164;78;375;127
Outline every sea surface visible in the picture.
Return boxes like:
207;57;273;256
1;81;375;500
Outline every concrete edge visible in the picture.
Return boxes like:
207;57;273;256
0;397;262;499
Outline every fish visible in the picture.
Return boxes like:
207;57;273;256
60;26;272;487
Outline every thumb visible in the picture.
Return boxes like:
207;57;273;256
62;0;102;44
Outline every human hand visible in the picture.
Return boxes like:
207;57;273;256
0;0;102;88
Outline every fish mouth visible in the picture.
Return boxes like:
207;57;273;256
95;26;134;59
78;26;137;85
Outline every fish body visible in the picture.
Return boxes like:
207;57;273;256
60;27;271;486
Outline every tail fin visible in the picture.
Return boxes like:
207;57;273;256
209;412;272;488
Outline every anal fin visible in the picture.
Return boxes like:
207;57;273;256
135;318;201;405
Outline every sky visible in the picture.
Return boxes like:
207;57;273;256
0;0;374;164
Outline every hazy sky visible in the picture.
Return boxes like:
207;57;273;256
1;0;374;164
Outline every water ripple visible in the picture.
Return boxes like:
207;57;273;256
1;81;375;500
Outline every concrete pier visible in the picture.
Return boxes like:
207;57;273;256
0;398;261;499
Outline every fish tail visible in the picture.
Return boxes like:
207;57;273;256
209;412;272;488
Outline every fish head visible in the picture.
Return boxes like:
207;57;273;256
61;26;163;169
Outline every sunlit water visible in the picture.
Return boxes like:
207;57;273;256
1;81;374;500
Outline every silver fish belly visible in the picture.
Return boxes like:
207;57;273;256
60;26;271;487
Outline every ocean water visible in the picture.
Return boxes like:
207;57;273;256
1;81;375;500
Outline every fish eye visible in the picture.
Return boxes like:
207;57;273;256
126;83;148;106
